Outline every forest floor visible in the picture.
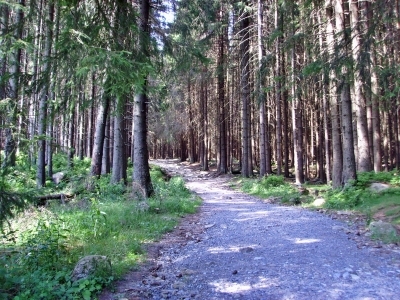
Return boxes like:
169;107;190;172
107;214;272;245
100;159;400;300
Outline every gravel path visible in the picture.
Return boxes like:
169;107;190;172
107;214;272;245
101;160;400;300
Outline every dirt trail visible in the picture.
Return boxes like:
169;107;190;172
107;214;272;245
101;160;400;300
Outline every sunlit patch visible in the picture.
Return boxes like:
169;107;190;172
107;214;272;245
234;210;270;221
291;238;321;244
207;246;242;254
210;276;278;293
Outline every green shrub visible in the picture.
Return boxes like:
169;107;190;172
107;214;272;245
241;175;300;203
324;186;363;210
1;155;201;298
261;175;286;187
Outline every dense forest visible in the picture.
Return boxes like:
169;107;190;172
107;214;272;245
1;0;400;194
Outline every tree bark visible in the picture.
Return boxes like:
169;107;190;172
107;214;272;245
218;7;227;174
90;96;110;177
37;0;54;187
275;2;282;176
101;114;111;174
318;8;330;183
350;0;372;172
111;97;127;184
336;0;357;186
257;0;268;177
327;0;343;188
291;54;304;184
239;1;253;177
3;0;24;168
0;5;8;103
133;0;153;197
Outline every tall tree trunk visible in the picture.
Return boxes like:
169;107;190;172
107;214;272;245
365;4;382;172
67;101;75;168
187;78;195;163
102;115;111;174
257;0;268;177
275;2;282;176
37;0;54;187
350;0;372;172
326;0;343;188
202;75;209;171
239;1;253;177
318;8;330;183
336;0;357;186
218;7;227;174
90;96;110;177
3;0;24;168
133;0;153;197
0;5;8;103
291;53;304;184
86;75;96;158
46;3;60;177
111;97;127;184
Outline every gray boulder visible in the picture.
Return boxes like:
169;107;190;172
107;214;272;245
369;221;398;237
369;182;390;193
52;172;65;184
71;255;111;281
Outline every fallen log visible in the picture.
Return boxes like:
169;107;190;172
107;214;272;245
37;193;73;206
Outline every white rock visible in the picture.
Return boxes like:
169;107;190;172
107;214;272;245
52;172;65;184
312;198;326;207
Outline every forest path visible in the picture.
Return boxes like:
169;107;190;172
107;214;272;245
101;159;400;300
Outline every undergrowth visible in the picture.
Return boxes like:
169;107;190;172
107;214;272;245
240;175;301;203
324;171;400;211
0;154;200;299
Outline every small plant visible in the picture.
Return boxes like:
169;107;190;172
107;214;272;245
261;175;285;187
89;198;107;238
240;176;300;203
19;214;68;272
324;186;363;210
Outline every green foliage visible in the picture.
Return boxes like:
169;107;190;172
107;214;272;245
0;156;36;233
19;214;68;271
1;155;200;298
324;171;400;210
240;175;300;203
324;186;363;210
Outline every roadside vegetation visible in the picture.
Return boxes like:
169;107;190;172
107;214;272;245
238;172;400;244
0;154;200;300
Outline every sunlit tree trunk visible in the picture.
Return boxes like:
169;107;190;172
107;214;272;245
291;2;304;184
325;0;342;188
335;0;357;186
350;0;371;172
111;97;127;184
90;96;110;177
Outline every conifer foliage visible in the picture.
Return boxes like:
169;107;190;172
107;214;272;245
1;0;400;192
